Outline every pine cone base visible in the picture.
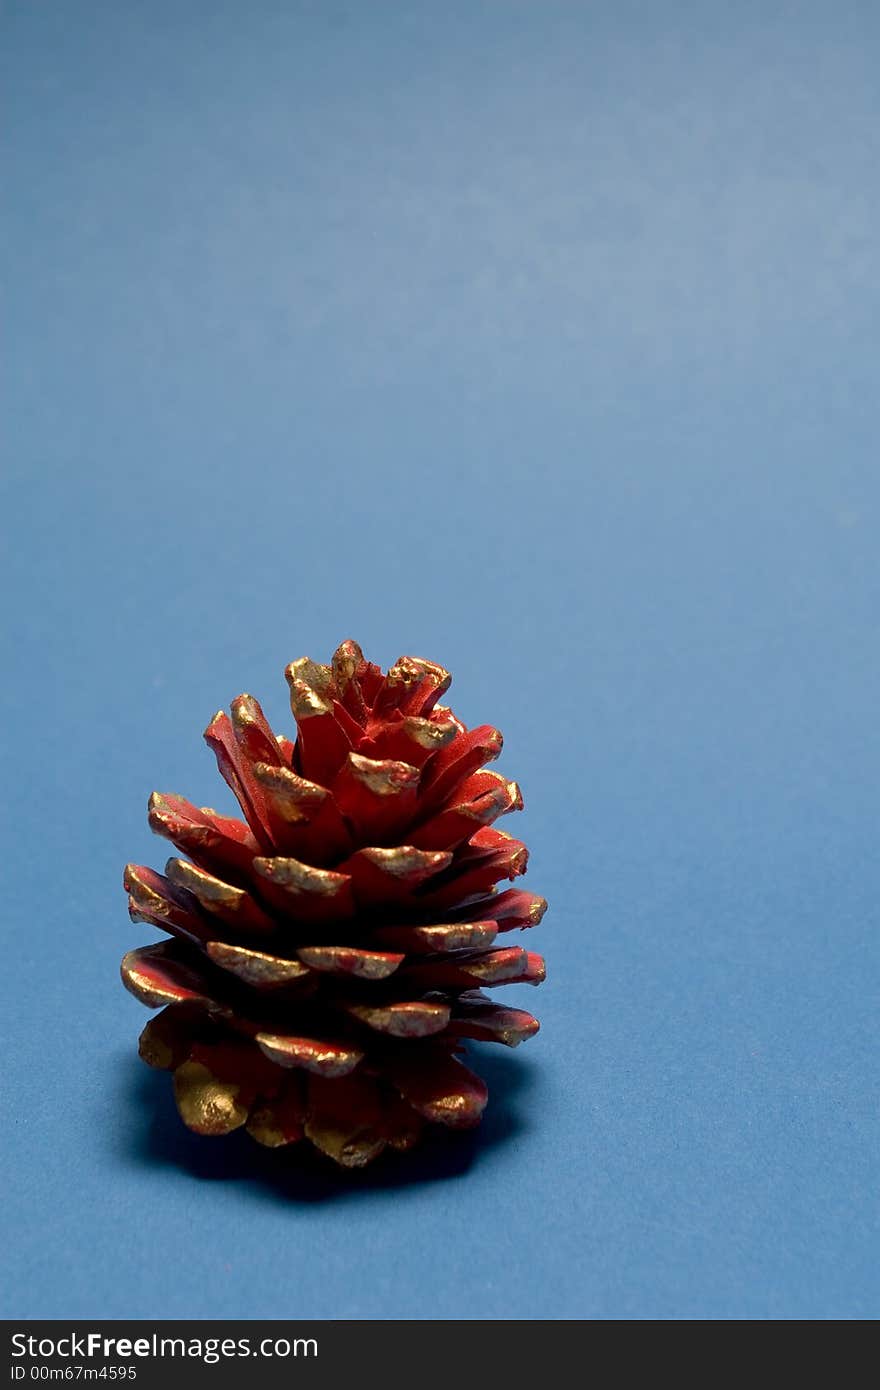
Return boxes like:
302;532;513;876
121;642;546;1168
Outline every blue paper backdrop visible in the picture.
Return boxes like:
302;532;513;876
2;0;878;1320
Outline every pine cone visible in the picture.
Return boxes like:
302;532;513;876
121;641;546;1168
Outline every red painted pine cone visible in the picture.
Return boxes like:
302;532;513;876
121;641;546;1168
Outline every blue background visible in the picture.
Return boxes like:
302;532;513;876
2;0;878;1320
